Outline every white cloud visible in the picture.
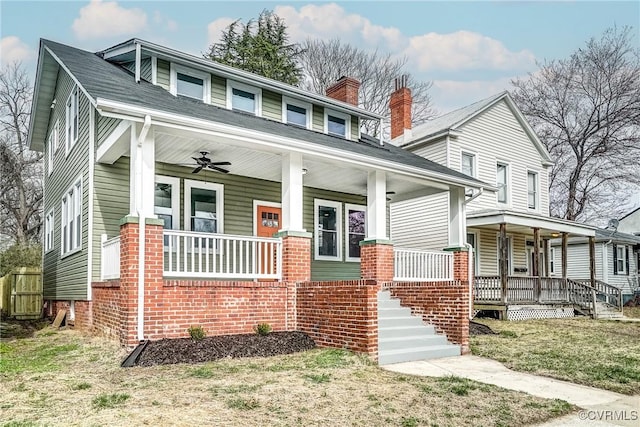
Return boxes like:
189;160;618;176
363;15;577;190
72;0;147;40
431;77;515;113
153;11;178;32
405;31;536;71
1;36;33;66
207;17;236;46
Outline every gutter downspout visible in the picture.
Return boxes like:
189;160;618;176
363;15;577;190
136;115;152;342
465;242;474;320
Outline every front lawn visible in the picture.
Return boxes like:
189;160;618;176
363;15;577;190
0;327;574;426
471;317;640;395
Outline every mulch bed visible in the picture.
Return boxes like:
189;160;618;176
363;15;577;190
134;331;316;367
470;321;497;336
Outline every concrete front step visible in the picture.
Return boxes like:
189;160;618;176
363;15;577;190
378;324;436;339
379;334;450;350
378;345;461;365
378;315;427;328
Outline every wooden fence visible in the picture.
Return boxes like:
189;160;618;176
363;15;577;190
0;267;42;319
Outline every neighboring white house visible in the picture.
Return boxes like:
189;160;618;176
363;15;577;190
619;207;640;236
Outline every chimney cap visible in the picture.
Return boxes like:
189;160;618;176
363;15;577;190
394;75;409;91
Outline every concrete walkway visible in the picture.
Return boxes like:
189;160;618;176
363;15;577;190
383;355;639;426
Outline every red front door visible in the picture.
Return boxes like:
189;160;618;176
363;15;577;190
256;205;281;277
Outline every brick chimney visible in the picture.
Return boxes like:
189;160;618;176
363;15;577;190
326;76;360;106
390;75;412;140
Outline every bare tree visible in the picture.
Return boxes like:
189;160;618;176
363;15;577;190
298;39;436;138
0;62;43;246
511;27;640;223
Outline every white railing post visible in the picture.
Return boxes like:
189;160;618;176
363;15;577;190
393;248;454;281
100;235;121;280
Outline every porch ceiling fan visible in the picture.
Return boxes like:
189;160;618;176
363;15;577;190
188;151;231;174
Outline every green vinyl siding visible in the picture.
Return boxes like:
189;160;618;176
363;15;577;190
262;89;282;121
96;115;121;147
312;105;324;132
211;74;226;107
156;59;170;90
351;115;359;140
43;70;90;300
304;187;365;281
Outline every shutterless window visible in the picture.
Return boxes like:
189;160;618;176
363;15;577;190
327;114;346;137
345;205;365;261
184;180;224;235
286;104;307;127
61;179;81;255
315;199;341;261
154;176;180;243
65;87;78;154
44;210;54;253
528;171;538;209
232;88;256;114
496;163;508;203
461;152;475;177
176;72;204;99
550;247;556;274
47;132;54;176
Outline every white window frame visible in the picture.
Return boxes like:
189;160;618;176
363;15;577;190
314;199;342;261
60;177;82;257
460;151;477;178
550;247;556;275
616;245;626;274
281;96;312;129
496;234;513;275
53;120;60;152
47;131;54;176
345;203;366;262
324;109;351;140
44;209;54;253
65;87;78;156
169;63;211;103
466;231;479;274
496;161;509;205
226;80;262;116
184;179;224;234
527;170;539;211
154;175;180;231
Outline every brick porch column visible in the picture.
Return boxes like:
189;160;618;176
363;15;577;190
360;239;394;282
444;247;471;354
276;231;312;283
119;216;164;347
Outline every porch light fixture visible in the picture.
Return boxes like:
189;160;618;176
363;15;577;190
551;233;560;238
302;168;308;175
50;99;56;109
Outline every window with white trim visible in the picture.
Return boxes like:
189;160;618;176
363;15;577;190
315;199;342;261
154;175;180;234
227;81;261;115
170;64;211;103
527;171;538;210
44;210;54;253
461;152;476;177
184;180;224;234
324;109;351;139
345;204;366;261
61;178;82;255
496;162;508;204
616;245;626;274
65;87;78;154
550;247;556;274
466;232;479;274
47;131;54;176
282;96;312;129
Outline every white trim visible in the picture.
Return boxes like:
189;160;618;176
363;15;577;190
87;106;95;298
184;179;224;233
155;175;181;230
60;176;83;258
151;56;157;85
314;199;342;261
281;96;312;129
344;203;366;262
324;109;351;140
42;46;97;107
253;200;282;236
53;120;60;152
170;63;211;103
496;161;510;206
466;230;479;274
527;169;539;212
460;150;477;178
65;86;79;157
226;80;262;116
44;209;54;253
47;131;54;176
616;245;626;274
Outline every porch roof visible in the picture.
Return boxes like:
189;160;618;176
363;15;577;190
30;39;490;193
467;209;596;238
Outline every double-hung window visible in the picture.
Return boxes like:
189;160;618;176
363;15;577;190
527;171;538;210
227;81;261;115
282;97;312;129
44;210;54;253
496;162;508;204
461;152;476;177
549;247;556;274
154;176;180;245
65;87;78;155
61;178;82;255
615;245;626;274
47;131;54;176
325;109;351;139
314;199;342;261
184;179;224;234
345;204;366;261
170;64;211;103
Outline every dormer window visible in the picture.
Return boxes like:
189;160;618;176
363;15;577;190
324;109;351;139
227;81;262;115
282;96;312;129
170;64;211;103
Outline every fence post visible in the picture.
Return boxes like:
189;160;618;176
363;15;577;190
591;288;597;319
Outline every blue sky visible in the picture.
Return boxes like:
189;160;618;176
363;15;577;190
1;0;639;112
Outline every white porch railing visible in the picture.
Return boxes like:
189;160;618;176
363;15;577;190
393;248;454;281
100;235;121;280
163;230;282;280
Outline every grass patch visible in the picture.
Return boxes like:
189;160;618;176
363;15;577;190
471;317;640;394
624;306;640;318
0;341;80;374
92;393;130;409
226;397;260;410
304;373;331;383
189;366;214;379
71;382;91;390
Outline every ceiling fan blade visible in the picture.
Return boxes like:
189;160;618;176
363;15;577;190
208;164;230;173
210;161;232;166
192;166;203;174
192;157;207;165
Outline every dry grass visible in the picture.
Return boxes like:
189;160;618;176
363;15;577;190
0;327;574;426
471;317;640;395
623;306;640;319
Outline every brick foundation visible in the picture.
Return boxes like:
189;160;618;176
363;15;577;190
296;280;379;357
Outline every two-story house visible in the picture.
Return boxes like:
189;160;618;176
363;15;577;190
29;39;487;361
387;83;623;320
